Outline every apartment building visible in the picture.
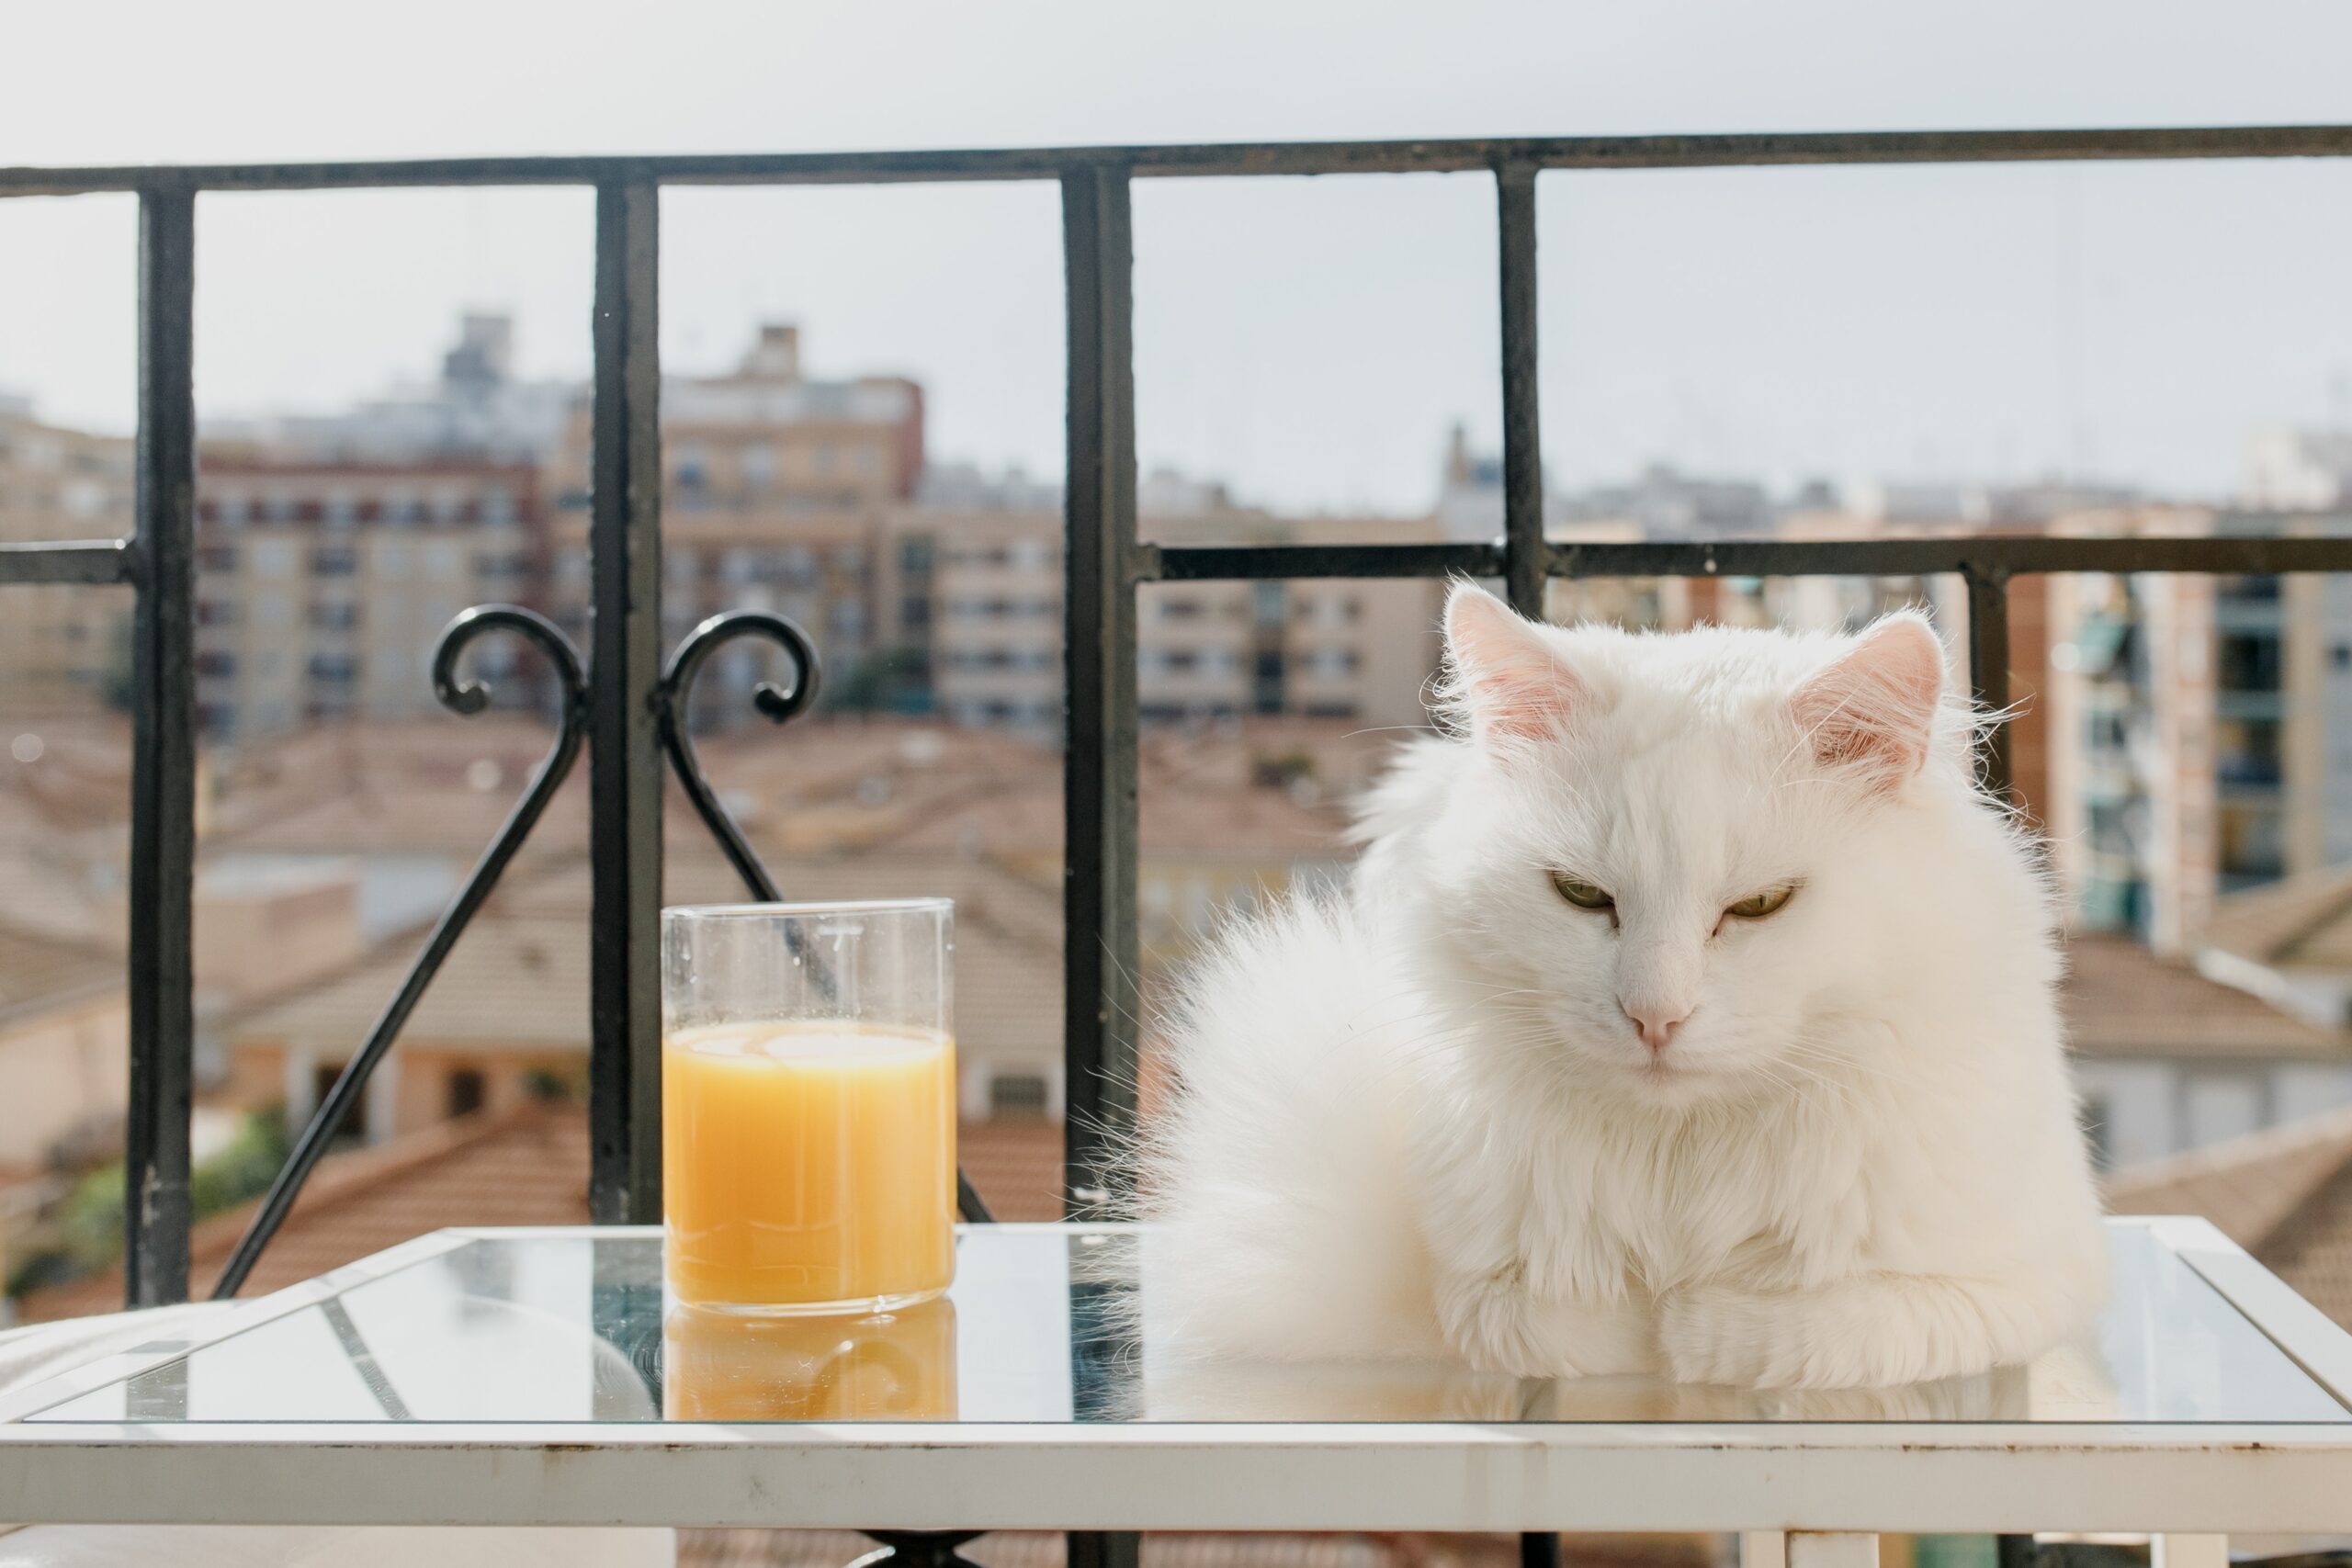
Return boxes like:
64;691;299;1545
2034;508;2352;953
543;324;922;695
876;494;1446;735
0;402;135;713
194;461;545;741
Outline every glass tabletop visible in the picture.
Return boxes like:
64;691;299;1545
28;1224;2349;1426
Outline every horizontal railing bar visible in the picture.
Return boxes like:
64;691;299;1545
13;124;2352;197
1551;534;2352;579
1148;535;2352;582
1145;542;1507;581
0;541;135;585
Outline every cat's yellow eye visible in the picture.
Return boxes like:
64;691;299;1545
1724;884;1797;920
1551;872;1615;911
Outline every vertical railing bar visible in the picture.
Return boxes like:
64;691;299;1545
125;186;198;1309
1963;563;2015;805
1497;162;1545;618
1498;156;1566;1568
588;177;665;1224
1062;160;1143;1568
1059;163;1141;1214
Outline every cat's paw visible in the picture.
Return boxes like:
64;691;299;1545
1437;1268;1657;1379
1660;1277;2003;1391
1659;1285;1826;1388
1438;1268;1566;1377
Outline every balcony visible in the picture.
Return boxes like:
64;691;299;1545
6;116;2352;1568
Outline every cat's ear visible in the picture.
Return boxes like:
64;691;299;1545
1442;582;1584;747
1791;611;1946;788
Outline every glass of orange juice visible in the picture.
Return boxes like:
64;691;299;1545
661;899;956;1315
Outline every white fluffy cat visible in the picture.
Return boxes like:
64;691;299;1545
1136;583;2109;1391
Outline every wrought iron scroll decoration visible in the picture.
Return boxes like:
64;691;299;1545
213;606;589;1299
652;610;995;1225
652;609;819;904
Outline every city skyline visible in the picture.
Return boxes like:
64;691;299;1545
12;3;2352;513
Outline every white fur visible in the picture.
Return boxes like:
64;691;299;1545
1136;586;2109;1391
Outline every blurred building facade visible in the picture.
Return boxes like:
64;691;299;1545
193;459;546;741
2040;509;2352;955
874;490;1447;738
542;323;922;704
0;402;134;714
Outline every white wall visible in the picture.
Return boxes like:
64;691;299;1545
2077;1054;2352;1170
0;997;128;1167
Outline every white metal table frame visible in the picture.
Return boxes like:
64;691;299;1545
0;1217;2344;1565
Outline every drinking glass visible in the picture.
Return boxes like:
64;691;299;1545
661;899;956;1314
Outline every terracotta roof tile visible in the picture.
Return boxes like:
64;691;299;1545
2201;863;2352;972
0;919;119;1023
24;1104;594;1320
227;845;1067;1071
2107;1103;2352;1328
2060;933;2347;1060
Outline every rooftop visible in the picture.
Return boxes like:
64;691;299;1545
2200;861;2352;974
226;845;1068;1066
2108;1103;2352;1330
0;919;119;1028
2061;931;2349;1061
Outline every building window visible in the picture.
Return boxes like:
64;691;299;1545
742;446;775;492
989;1072;1050;1120
1252;581;1286;628
312;546;359;578
312;1064;364;1145
447;1068;487;1120
2217;631;2282;692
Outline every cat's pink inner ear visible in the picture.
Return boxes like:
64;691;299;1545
1444;584;1581;743
1792;614;1945;785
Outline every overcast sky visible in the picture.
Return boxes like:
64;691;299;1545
7;2;2352;513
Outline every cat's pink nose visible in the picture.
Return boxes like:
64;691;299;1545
1623;1003;1690;1053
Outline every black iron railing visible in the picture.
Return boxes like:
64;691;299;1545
12;127;2352;1563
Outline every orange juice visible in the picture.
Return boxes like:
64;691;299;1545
663;1298;958;1420
664;1021;956;1312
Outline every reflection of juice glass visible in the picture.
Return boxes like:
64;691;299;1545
662;900;956;1314
663;1298;958;1420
